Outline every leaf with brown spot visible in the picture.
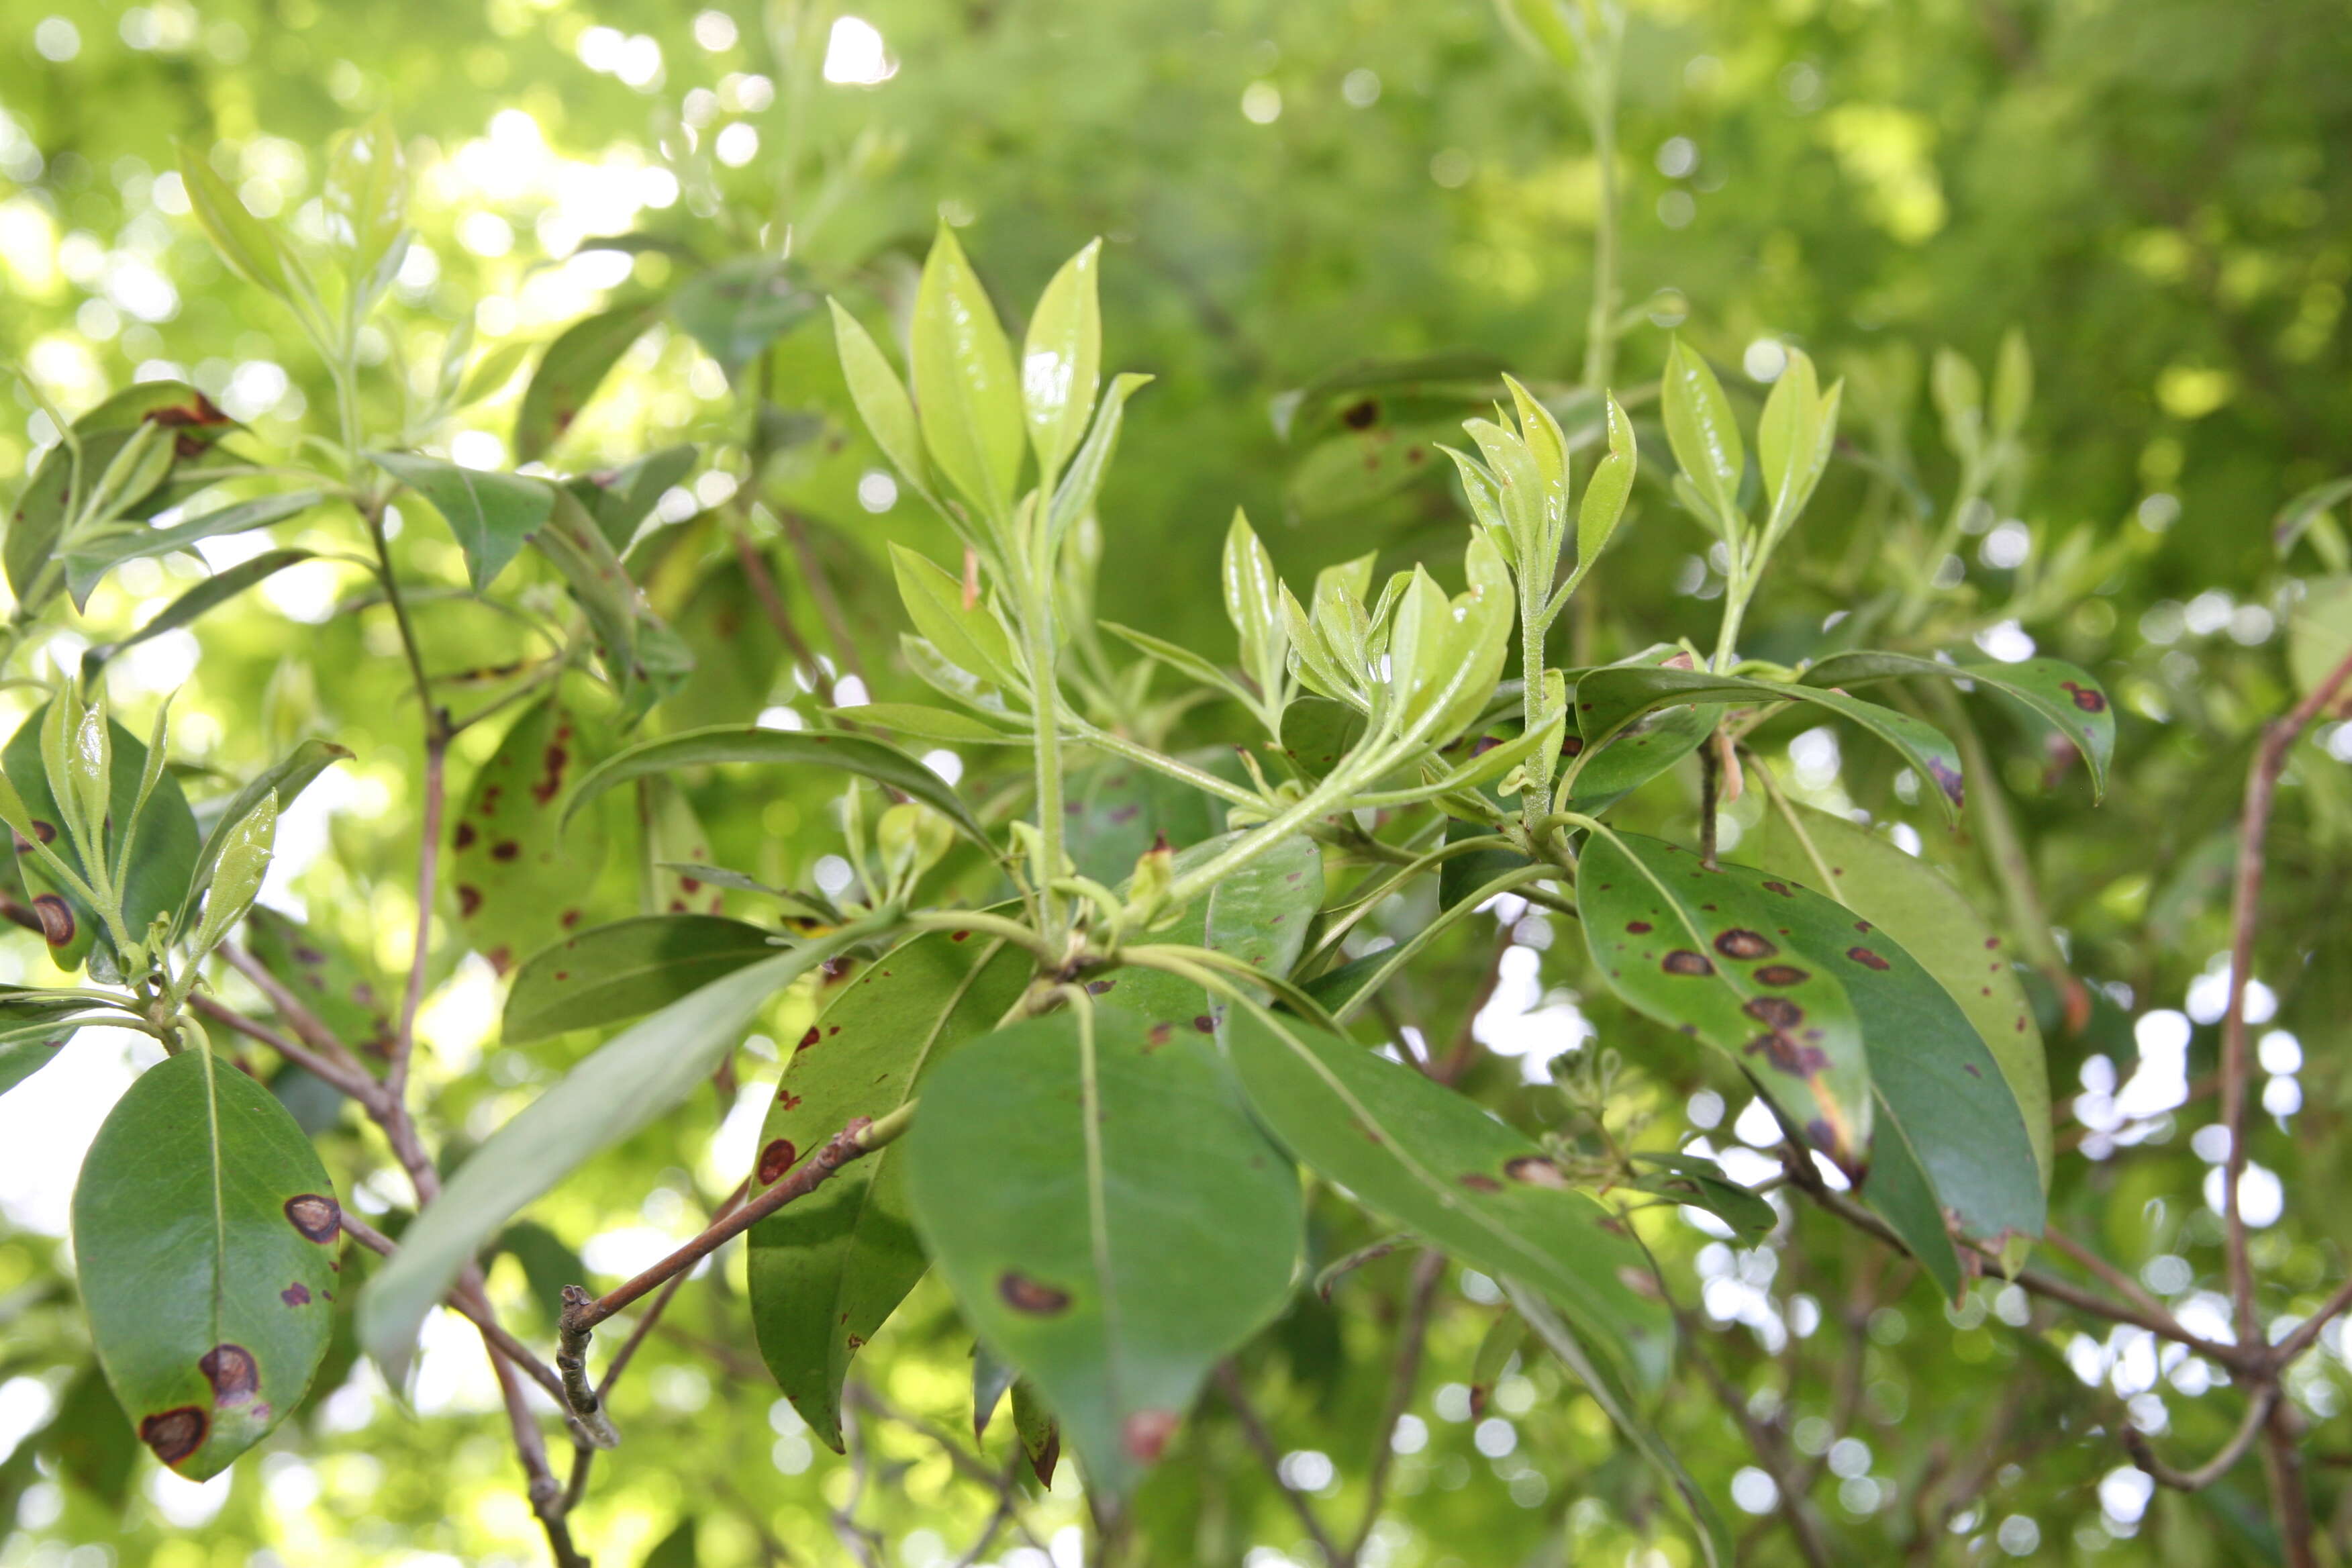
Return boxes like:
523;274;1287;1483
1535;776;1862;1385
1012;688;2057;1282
70;1049;338;1479
451;692;611;971
501;913;780;1044
1802;651;2115;801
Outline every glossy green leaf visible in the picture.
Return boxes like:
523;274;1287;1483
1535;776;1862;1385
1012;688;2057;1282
1063;756;1224;885
890;544;1020;687
191;789;276;959
903;1006;1303;1496
844;703;1022;744
1749;801;2053;1191
501;914;781;1044
64;488;321;609
912;226;1024;524
672;256;818;375
1577;830;1874;1173
1577;393;1637;570
750;926;1033;1449
565;724;991;852
360;927;872;1385
1574;664;1966;826
1277;697;1369;783
1108;832;1323;1034
1628;1153;1777;1242
366;452;554;591
450;694;609;975
1222;509;1286;705
1022;238;1102;477
830;299;932;496
1045;371;1153;547
71;1048;340;1479
1222;1006;1671;1392
83;549;317;676
184;740;350;934
562;444;697;554
513;299;664;462
1803;650;2115;799
1661;340;1744;531
1756;348;1838;536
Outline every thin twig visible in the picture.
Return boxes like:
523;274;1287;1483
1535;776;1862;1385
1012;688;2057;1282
1213;1362;1342;1565
219;942;373;1076
1674;1300;1834;1568
339;1213;572;1408
2128;1385;2282;1491
389;728;446;1098
188;993;376;1101
1344;1251;1443;1564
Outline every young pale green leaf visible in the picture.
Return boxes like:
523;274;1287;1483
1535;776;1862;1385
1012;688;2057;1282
1931;346;1983;463
846;703;1024;745
191;789;276;959
1463;416;1553;577
181;740;348;929
903;1006;1303;1496
1386;536;1514;752
750;927;1033;1450
1222;1005;1672;1393
71;1048;340;1479
365;452;554;591
449;695;609;973
830;299;933;497
1503;374;1569;493
1099;622;1261;714
177;144;299;303
565;725;991;852
1749;801;2052;1191
1046;371;1153;548
2288;575;2352;700
912;226;1025;525
1573;664;1967;826
1022;238;1103;479
890;544;1021;689
63;490;324;609
360;928;873;1385
1661;340;1744;532
1221;509;1286;703
1990;328;2032;441
501;914;783;1044
1802;651;2115;799
82;550;315;677
66;704;111;862
513;300;665;463
1576;393;1638;571
1577;830;1874;1177
1757;348;1822;534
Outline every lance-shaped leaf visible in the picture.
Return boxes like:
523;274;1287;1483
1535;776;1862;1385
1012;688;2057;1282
891;544;1021;688
1749;801;2052;1192
1022;238;1102;479
64;490;324;609
360;926;872;1385
1574;664;1967;825
177;145;303;303
366;452;554;591
1222;510;1286;706
750;926;1033;1449
848;703;1023;745
1802;651;2115;800
501;914;781;1044
903;1006;1303;1496
1011;1379;1060;1487
449;695;609;975
912;226;1024;525
1628;1153;1778;1242
191;791;276;959
565;724;991;852
830;299;932;497
1577;831;1873;1173
562;444;697;554
1661;340;1744;532
1577;393;1637;571
513;299;665;462
1222;1006;1671;1392
1046;373;1154;548
83;549;317;677
70;1048;340;1479
183;739;350;931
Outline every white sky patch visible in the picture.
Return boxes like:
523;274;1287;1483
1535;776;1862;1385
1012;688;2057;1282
1471;945;1594;1082
0;1026;162;1236
823;15;896;85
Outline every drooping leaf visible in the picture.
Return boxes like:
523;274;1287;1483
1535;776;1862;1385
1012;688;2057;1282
0;1038;63;1098
903;1006;1303;1496
1573;664;1967;825
1627;1153;1778;1242
366;452;555;591
749;926;1033;1449
45;1366;139;1506
973;1343;1017;1440
501;914;782;1044
673;256;818;375
82;549;318;676
64;490;324;609
1748;801;2052;1190
1222;1005;1671;1393
1577;830;1874;1173
1802;651;2115;799
1010;1378;1059;1487
449;693;609;975
565;724;991;852
513;299;665;462
70;1048;340;1479
912;226;1025;524
359;927;873;1385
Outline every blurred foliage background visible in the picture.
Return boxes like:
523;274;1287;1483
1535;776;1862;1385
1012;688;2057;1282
1;0;2349;1565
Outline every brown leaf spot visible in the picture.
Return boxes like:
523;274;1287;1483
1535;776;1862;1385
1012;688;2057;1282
949;930;970;942
531;743;570;805
1745;1032;1829;1076
140;1407;208;1467
2059;680;2107;714
1124;1409;1180;1463
1193;1014;1215;1034
757;1138;799;1184
1086;979;1116;995
201;1344;259;1406
1459;1173;1503;1192
1504;1155;1570;1189
798;1027;821;1051
1146;1022;1173;1049
30;894;74;948
1714;928;1777;961
1846;946;1890;971
453;822;477;850
281;1283;312;1306
284;1193;342;1243
1854;920;1873;934
489;840;520;862
998;1272;1072;1315
1743;996;1804;1030
1926;756;1965;807
1661;949;1714;977
1753;964;1810;987
456;885;483;918
1624;920;1653;934
1759;880;1794;897
776;1089;802;1110
1561;736;1584;757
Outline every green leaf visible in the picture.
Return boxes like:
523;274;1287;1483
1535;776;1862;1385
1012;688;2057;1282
82;549;317;676
1108;832;1323;1033
1099;620;1261;714
1756;348;1837;535
244;905;393;1064
829;299;932;496
1221;1006;1671;1392
640;1518;697;1568
560;444;696;555
2287;575;2352;705
45;1366;139;1507
912;226;1025;525
1661;340;1744;532
1932;346;1984;462
903;1006;1303;1496
70;1048;340;1479
2273;478;2352;562
1046;372;1153;547
532;492;690;724
890;544;1020;687
1990;328;2032;440
491;1220;588;1326
844;703;1024;744
177;144;301;302
1577;393;1637;571
1577;830;1873;1173
1022;238;1103;478
749;926;1034;1449
565;724;991;853
183;739;350;934
1802;651;2114;800
366;452;555;591
1063;756;1225;885
1011;1378;1060;1486
191;789;276;959
1277;697;1369;783
513;299;665;462
501;914;782;1044
63;488;322;610
1748;801;2053;1192
450;694;610;974
360;928;872;1385
1574;664;1967;826
1222;510;1286;706
0;1038;62;1098
672;257;818;375
1627;1153;1777;1242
